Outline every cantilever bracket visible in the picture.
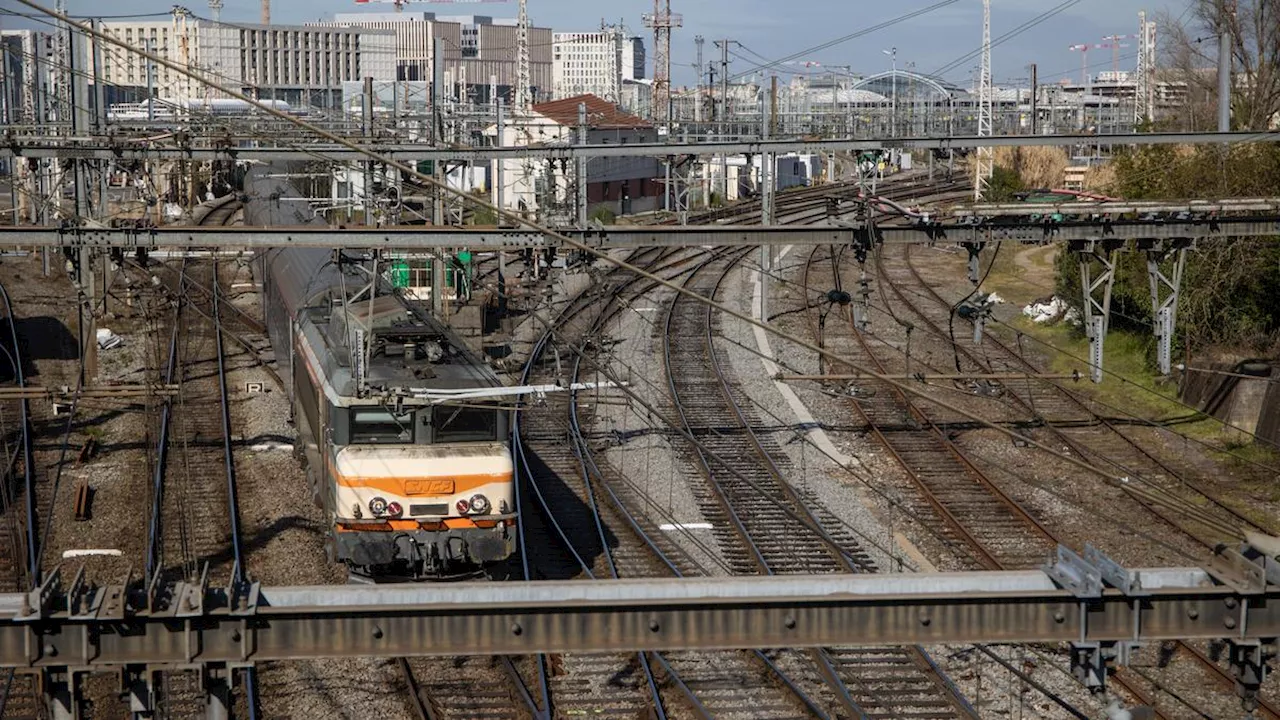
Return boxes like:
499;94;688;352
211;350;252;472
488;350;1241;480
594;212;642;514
1228;640;1274;715
1085;544;1147;597
966;242;987;285
21;566;63;621
1072;238;1127;383
1070;642;1109;692
1138;238;1192;376
1044;545;1103;598
1051;545;1148;701
1205;543;1280;596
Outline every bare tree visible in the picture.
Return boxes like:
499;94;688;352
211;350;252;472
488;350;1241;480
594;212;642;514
1161;0;1280;131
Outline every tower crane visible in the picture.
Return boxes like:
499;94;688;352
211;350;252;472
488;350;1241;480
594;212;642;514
354;0;507;11
1101;34;1138;72
1068;43;1123;85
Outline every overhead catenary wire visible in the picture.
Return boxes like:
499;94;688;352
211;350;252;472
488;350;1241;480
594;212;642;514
931;0;1083;80
17;0;1256;542
876;268;1280;478
667;0;961;98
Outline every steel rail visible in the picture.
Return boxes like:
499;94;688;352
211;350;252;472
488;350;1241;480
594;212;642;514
0;285;34;590
515;260;655;717
515;246;710;719
567;309;673;720
827;244;1061;565
806;242;1167;715
678;250;979;719
143;198;237;582
802;246;1017;569
516;245;838;717
693;255;871;719
514;243;962;712
597;253;841;719
143;263;183;581
210;261;260;720
396;657;433;720
891;244;1255;540
888;243;1280;719
0;281;40;720
561;247;864;718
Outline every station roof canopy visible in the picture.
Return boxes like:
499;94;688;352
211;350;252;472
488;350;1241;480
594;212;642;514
854;70;964;101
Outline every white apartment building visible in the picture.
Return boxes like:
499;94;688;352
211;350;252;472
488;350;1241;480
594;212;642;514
315;13;553;104
99;15;395;107
552;31;645;102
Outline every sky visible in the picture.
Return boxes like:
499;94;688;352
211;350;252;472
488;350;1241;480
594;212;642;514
4;0;1190;87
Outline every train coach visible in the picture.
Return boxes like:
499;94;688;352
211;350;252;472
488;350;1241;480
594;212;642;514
247;167;516;580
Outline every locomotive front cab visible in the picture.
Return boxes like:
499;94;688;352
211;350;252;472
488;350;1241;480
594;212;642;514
328;402;515;579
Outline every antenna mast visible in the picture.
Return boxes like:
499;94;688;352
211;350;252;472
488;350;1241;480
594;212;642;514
515;0;531;108
1135;11;1157;123
643;0;682;127
974;0;993;200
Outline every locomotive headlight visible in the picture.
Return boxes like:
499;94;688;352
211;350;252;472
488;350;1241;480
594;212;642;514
455;498;471;514
369;497;389;517
386;501;404;518
469;494;491;515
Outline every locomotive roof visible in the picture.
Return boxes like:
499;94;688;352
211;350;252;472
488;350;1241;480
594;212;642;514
248;165;503;399
300;295;502;396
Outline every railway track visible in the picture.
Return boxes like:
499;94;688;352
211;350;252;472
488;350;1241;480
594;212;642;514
806;245;1059;571
888;242;1268;547
515;246;864;718
767;212;1274;716
143;259;259;719
516;247;710;718
868;242;1280;717
0;282;39;720
660;249;977;719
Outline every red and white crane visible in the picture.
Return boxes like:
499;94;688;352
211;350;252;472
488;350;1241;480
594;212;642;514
1068;42;1124;86
1101;34;1137;72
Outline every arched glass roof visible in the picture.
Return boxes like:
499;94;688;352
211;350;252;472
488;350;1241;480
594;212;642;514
852;70;960;102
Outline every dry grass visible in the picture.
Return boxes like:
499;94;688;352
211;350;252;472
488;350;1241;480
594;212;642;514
993;146;1070;188
1084;163;1116;194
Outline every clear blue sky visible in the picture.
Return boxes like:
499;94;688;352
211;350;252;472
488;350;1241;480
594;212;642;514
7;0;1183;86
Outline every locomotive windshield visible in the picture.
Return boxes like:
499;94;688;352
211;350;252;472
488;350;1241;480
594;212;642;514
433;406;499;442
350;408;414;444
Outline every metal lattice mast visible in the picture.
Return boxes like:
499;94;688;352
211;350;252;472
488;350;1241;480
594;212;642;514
53;0;70;122
515;0;531;109
604;21;622;104
1135;12;1157;123
644;0;682;127
974;0;993;201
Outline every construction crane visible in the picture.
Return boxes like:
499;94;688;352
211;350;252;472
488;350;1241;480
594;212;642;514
1101;33;1138;72
1068;43;1122;85
354;0;507;11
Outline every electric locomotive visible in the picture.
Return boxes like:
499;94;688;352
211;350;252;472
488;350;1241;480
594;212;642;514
249;167;515;580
